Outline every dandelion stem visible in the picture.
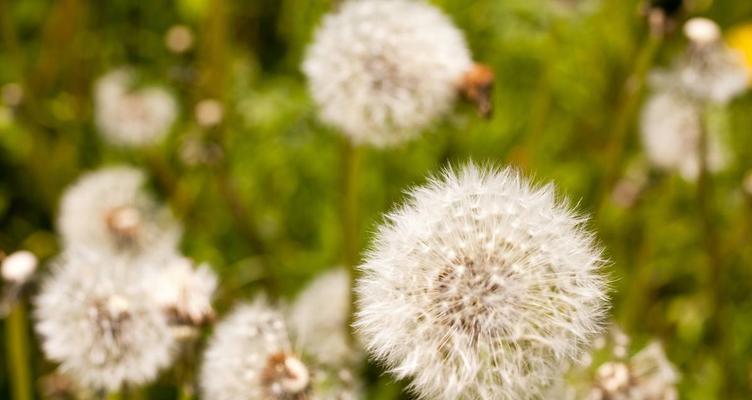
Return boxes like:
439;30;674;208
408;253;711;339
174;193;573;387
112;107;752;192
106;391;122;400
696;105;731;396
6;301;33;400
341;138;361;340
595;31;662;214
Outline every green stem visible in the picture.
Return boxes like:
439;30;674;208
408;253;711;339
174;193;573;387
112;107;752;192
696;105;730;396
595;31;663;214
106;391;122;400
341;139;361;340
6;302;33;400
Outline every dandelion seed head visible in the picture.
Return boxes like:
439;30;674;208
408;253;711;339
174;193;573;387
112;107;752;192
639;89;727;180
586;341;679;400
57;166;181;257
34;250;176;391
355;163;608;400
302;0;472;147
95;69;177;147
148;256;217;327
200;299;311;400
677;20;749;104
1;250;38;283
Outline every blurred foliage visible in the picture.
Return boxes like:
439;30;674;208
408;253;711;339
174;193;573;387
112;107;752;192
1;0;752;398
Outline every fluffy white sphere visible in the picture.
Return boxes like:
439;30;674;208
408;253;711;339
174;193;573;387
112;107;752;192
34;250;176;391
95;69;177;147
639;89;727;181
355;163;608;400
147;256;218;327
302;0;472;147
57;166;181;257
200;299;310;400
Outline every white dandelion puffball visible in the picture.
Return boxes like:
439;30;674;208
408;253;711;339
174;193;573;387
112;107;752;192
201;299;311;400
302;0;472;147
289;268;354;367
585;341;679;400
95;69;177;147
148;256;218;327
640;89;727;181
57;166;181;256
355;163;608;400
678;19;749;104
35;250;176;391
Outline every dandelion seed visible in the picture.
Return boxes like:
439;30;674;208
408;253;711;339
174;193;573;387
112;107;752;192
1;250;37;284
95;69;177;147
303;0;483;147
35;250;176;392
200;299;311;400
57;166;181;257
355;163;608;400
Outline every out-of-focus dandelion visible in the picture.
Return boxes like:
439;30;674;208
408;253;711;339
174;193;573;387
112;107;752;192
94;69;177;147
195;99;224;127
57;166;181;257
200;299;311;400
584;342;679;400
679;18;749;104
355;163;608;400
639;89;727;181
289;268;353;367
1;251;37;284
727;22;752;77
303;0;491;147
165;25;194;54
35;250;176;392
148;256;217;330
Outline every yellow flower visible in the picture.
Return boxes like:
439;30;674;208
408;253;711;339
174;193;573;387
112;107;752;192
727;23;752;79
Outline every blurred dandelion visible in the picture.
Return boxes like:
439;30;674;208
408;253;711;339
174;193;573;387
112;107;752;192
355;163;608;399
148;256;217;332
200;299;310;400
94;69;177;147
303;0;487;147
577;337;679;400
35;250;176;392
639;89;726;180
57;166;181;257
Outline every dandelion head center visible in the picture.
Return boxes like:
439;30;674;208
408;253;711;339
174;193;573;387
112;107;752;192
105;205;142;243
88;294;132;362
431;252;510;339
261;352;310;399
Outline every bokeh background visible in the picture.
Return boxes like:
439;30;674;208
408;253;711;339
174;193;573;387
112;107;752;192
1;0;752;398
